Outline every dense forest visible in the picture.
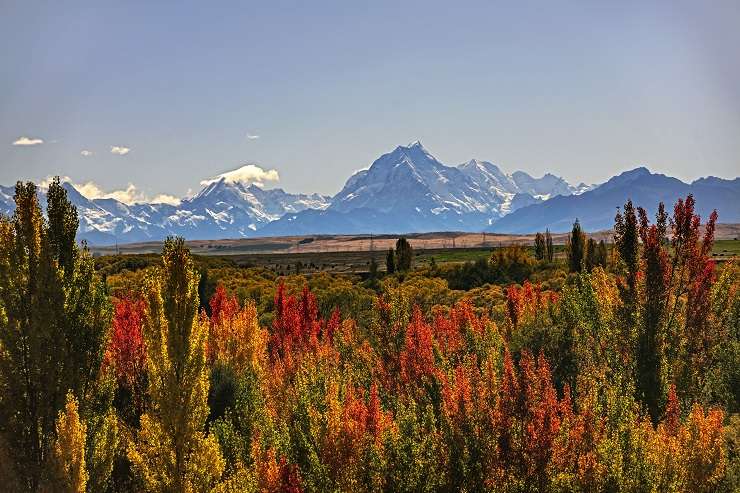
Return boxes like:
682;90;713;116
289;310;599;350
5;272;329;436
0;178;738;492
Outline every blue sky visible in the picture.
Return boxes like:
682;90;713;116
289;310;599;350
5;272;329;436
1;0;738;202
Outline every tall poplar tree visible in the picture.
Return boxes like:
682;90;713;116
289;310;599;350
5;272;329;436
395;237;413;272
544;229;554;263
128;237;224;492
0;179;115;491
566;219;585;273
386;248;396;274
534;232;546;261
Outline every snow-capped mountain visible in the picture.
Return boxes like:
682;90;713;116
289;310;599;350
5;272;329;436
260;142;587;236
5;141;733;242
0;179;330;244
489;167;740;233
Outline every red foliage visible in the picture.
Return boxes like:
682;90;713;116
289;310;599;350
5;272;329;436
105;297;147;390
522;352;561;483
270;283;323;360
325;308;341;344
664;384;681;437
399;307;436;385
506;285;521;330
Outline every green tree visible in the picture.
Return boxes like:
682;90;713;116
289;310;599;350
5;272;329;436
386;248;396;274
128;237;225;492
0;179;115;491
566;219;586;273
395;237;413;272
596;239;608;268
545;228;554;263
534;232;546;261
636;205;669;422
614;200;640;326
585;238;598;272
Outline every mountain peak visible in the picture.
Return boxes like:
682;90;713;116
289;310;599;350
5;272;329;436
620;166;651;178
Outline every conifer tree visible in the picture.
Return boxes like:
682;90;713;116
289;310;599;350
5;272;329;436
369;256;378;279
385;248;396;274
596;239;608;268
395;237;413;272
585;237;607;272
544;229;554;263
534;232;546;261
566;219;585;272
128;237;224;492
614;200;639;327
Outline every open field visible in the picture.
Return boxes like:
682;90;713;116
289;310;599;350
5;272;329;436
88;226;740;273
89;224;740;258
92;235;740;279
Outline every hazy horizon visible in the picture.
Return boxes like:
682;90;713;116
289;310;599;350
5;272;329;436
2;1;739;202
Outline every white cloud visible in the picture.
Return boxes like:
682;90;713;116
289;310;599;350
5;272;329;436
76;182;144;204
13;136;44;146
246;134;260;140
110;146;130;156
43;176;178;206
80;150;93;157
151;194;181;206
200;164;279;187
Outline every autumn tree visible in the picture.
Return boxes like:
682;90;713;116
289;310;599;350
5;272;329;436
128;237;225;492
0;179;115;490
106;297;148;425
636;204;669;422
51;393;88;493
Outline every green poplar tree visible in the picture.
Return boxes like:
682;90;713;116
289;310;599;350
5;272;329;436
545;229;554;263
386;248;396;274
0;178;116;491
534;232;546;261
395;237;413;272
566;219;585;273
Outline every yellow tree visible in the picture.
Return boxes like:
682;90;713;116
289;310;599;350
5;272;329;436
0;180;116;490
52;393;88;493
128;238;224;492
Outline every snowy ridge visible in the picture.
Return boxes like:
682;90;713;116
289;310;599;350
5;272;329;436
0;141;611;243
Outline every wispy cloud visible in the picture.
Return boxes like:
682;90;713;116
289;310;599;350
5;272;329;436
80;150;93;157
13;136;44;146
45;177;181;206
110;145;130;155
150;194;181;206
200;164;279;187
246;134;260;140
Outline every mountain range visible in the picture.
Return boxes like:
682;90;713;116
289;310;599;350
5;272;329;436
1;141;737;244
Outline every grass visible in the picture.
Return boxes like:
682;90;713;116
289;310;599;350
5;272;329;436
92;238;740;280
712;239;740;259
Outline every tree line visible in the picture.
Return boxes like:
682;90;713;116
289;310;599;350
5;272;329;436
0;179;737;492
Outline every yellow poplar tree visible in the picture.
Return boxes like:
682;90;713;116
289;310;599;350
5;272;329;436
128;237;224;492
52;393;88;493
